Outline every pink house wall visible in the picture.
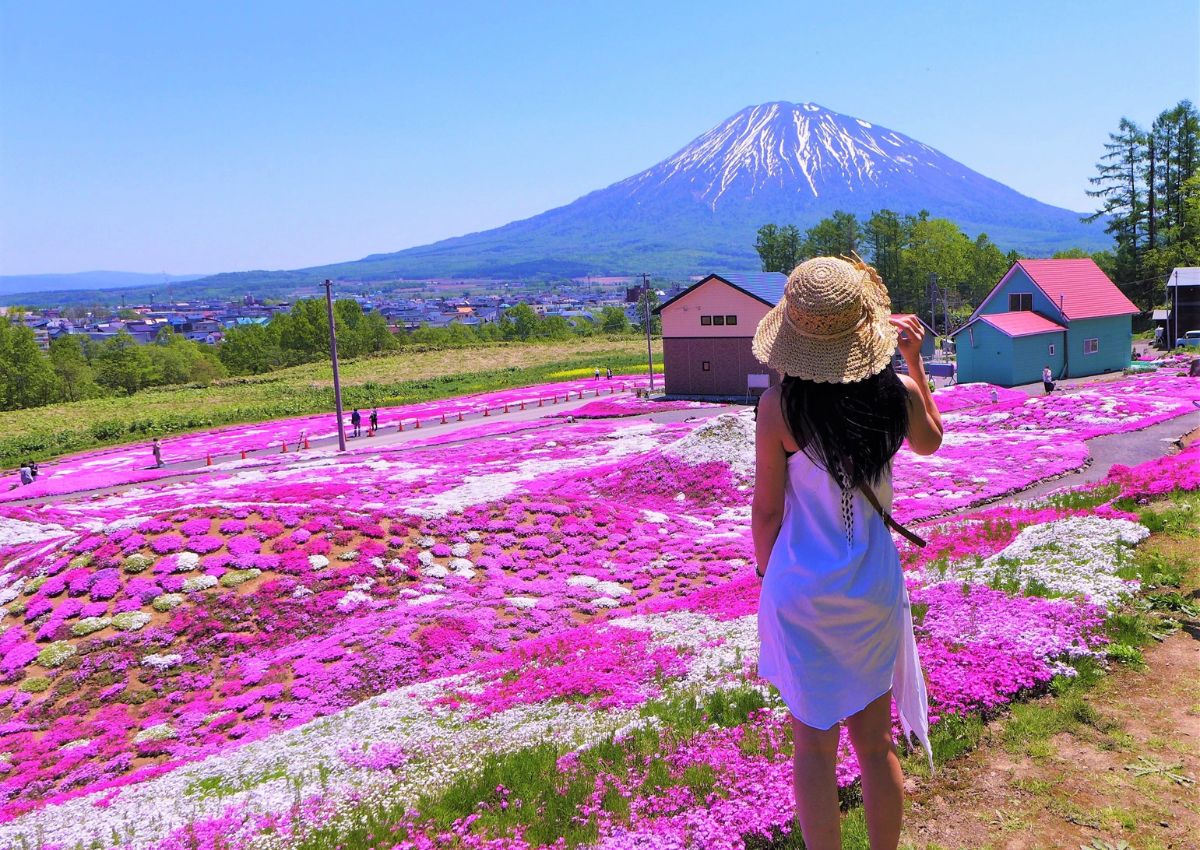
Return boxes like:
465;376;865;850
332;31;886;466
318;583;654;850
661;279;773;338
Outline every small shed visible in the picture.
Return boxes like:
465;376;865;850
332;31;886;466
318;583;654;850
654;272;785;398
951;259;1138;386
1165;268;1200;345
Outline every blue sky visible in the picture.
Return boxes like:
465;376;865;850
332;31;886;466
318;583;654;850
1;0;1197;275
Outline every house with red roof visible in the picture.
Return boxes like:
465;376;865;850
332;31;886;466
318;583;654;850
949;259;1139;387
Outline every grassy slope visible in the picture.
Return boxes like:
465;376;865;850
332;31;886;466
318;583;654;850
0;337;662;468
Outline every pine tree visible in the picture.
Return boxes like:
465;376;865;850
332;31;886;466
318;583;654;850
1086;117;1148;304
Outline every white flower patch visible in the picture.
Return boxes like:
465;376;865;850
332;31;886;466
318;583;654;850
416;550;435;567
142;653;183;671
0;516;69;548
337;591;371;612
664;411;756;476
175;552;200;571
450;543;471;558
944;516;1149;608
464;531;481;543
505;596;538;610
133;723;177;743
60;739;91;751
292;585;314;599
406;593;445;606
417;536;436;549
182;575;218;593
420;564;449;580
611;611;760;693
566;575;598;587
308;555;329;571
594;597;620;609
592;581;631;598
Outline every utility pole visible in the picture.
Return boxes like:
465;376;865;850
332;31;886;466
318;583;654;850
943;280;950;350
323;279;347;452
928;272;939;336
641;273;656;391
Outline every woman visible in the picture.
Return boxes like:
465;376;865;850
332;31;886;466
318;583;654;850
750;256;943;850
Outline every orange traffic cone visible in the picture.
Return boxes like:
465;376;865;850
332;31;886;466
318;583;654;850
367;427;374;438
440;413;447;424
398;420;404;432
457;411;464;422
577;390;584;399
594;389;599;397
240;450;247;460
414;419;421;429
538;397;543;407
519;401;525;410
503;403;509;414
303;436;310;449
483;408;490;417
552;395;557;404
281;441;288;453
206;454;213;466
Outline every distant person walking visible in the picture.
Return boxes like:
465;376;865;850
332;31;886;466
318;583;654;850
369;408;378;433
1042;366;1055;395
605;366;612;380
350;409;362;438
152;439;164;468
594;366;601;381
29;461;38;481
18;462;33;486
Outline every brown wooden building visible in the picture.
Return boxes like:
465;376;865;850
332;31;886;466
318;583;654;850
653;272;786;398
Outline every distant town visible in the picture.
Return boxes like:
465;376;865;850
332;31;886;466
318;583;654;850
1;277;688;351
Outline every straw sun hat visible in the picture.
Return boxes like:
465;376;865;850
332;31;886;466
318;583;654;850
751;255;897;383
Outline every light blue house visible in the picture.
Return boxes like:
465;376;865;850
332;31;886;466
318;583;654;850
951;259;1138;387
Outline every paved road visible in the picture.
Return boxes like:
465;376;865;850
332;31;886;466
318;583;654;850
11;394;735;506
999;411;1200;504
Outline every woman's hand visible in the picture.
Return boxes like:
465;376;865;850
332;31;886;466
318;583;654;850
890;314;925;364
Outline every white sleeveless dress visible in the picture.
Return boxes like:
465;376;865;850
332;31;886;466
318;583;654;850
757;450;933;767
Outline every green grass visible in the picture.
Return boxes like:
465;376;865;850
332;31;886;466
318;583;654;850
0;337;662;468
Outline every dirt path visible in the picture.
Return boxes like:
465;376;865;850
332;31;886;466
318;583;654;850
901;538;1200;850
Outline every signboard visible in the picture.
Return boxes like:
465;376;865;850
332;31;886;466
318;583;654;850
747;373;771;389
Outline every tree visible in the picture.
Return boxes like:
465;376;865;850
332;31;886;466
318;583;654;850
500;303;540;340
802;210;860;258
633;289;661;335
863;209;905;290
596;305;630;335
49;335;97;402
755;224;802;272
1086;117;1148;302
0;318;57;410
218;323;284;375
92;331;155;395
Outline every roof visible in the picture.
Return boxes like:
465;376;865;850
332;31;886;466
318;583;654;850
1166;268;1200;288
1008;259;1138;320
951;311;1067;338
654;272;786;314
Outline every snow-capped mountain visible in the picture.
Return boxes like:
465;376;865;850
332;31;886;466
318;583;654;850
616;101;1005;207
201;102;1106;286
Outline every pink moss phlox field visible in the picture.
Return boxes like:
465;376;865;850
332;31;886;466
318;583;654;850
0;376;646;502
0;368;1197;848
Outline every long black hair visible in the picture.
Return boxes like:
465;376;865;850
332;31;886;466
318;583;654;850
779;365;909;490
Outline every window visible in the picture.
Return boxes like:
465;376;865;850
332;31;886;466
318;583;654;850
725;315;737;325
700;315;712;326
1008;293;1033;311
1048;343;1056;356
702;361;711;372
712;315;725;326
1084;338;1099;354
